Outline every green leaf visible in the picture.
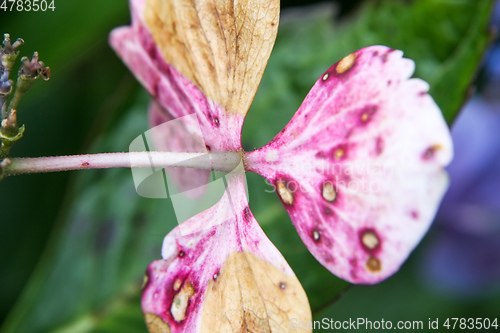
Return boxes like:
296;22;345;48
245;0;493;149
0;0;135;323
2;94;167;333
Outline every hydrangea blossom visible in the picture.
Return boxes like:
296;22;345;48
110;0;452;331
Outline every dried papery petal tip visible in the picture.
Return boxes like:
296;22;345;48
201;251;309;332
110;0;279;153
142;177;311;332
144;313;171;333
141;0;279;116
246;45;453;284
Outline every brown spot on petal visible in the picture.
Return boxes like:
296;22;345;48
322;182;337;202
279;282;286;290
422;144;442;160
334;147;345;160
171;282;195;322
381;49;395;63
277;180;294;205
144;313;171;333
173;279;182;291
178;251;185;258
243;206;251;222
360;229;380;252
214;117;220;127
336;53;356;74
82;162;90;167
359;105;377;124
366;257;381;272
312;229;321;242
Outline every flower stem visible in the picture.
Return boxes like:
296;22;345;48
2;151;243;177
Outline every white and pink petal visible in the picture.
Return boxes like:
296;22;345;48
245;46;453;284
142;176;311;332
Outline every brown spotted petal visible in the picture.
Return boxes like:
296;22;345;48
142;175;311;333
110;1;241;152
245;46;453;284
142;0;279;116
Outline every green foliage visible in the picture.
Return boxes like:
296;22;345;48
0;0;495;332
246;0;493;148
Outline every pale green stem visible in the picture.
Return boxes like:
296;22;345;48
3;151;242;177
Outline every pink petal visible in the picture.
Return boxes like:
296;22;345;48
245;46;453;284
109;1;244;152
148;100;210;198
142;174;311;332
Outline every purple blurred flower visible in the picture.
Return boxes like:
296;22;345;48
422;97;500;295
421;0;500;297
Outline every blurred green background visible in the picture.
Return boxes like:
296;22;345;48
0;0;498;332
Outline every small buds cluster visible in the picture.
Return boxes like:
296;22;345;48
0;33;23;96
18;52;51;81
0;33;49;165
